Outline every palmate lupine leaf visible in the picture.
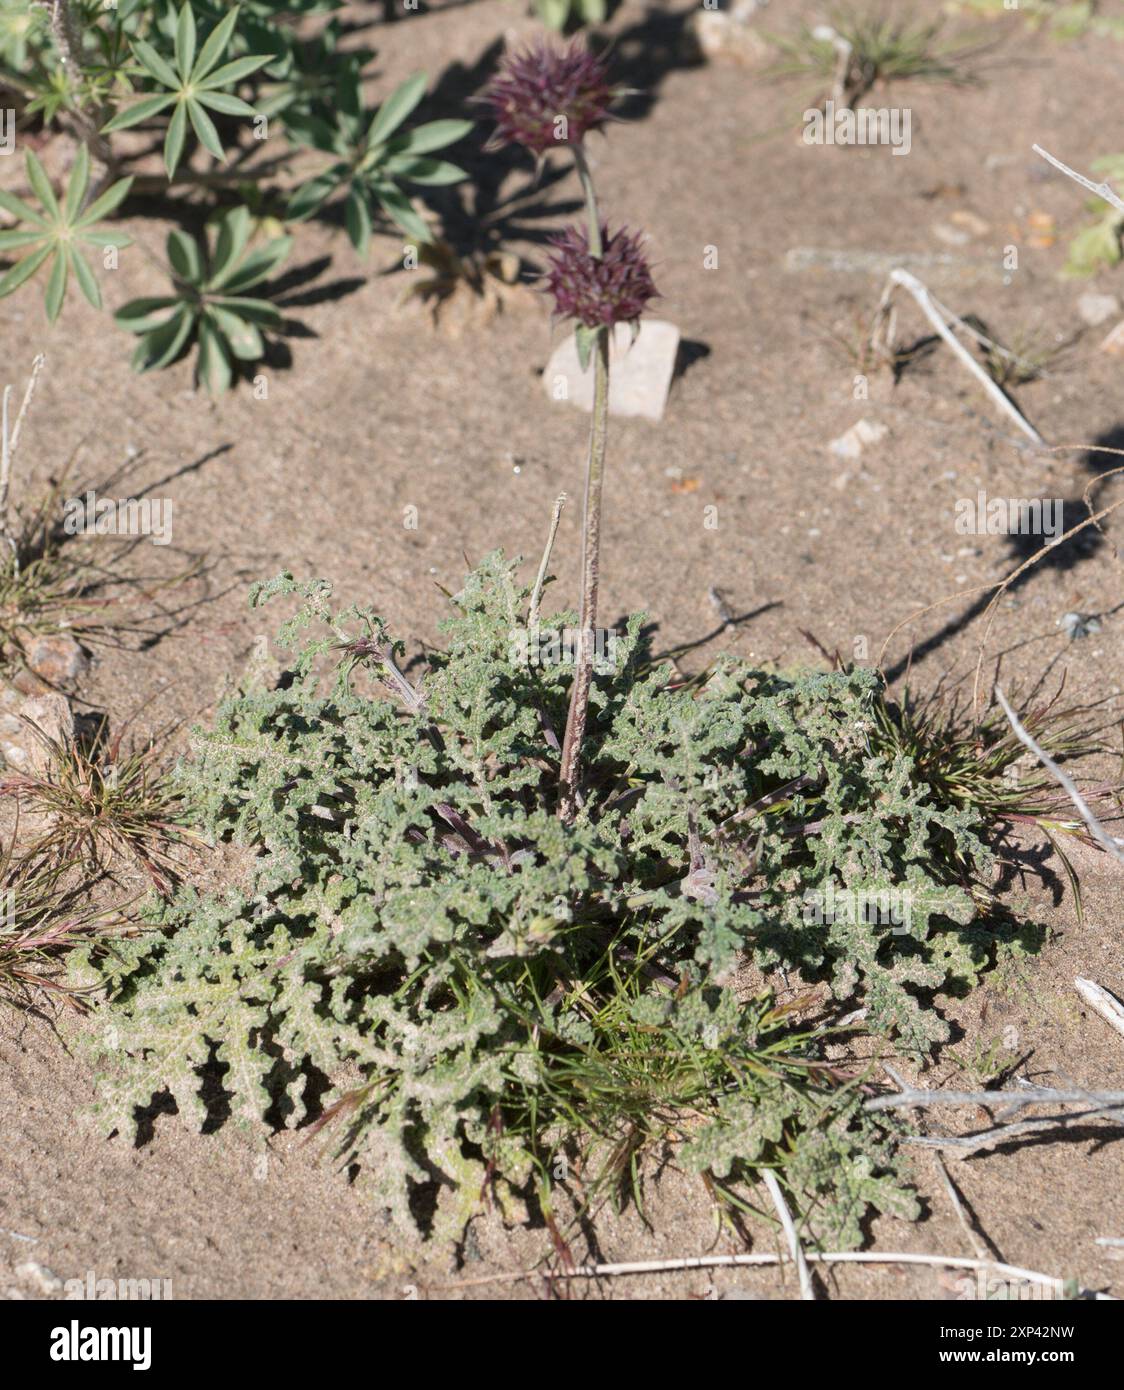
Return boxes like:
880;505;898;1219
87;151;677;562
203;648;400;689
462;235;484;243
286;70;472;251
101;3;268;177
114;205;291;393
0;145;133;322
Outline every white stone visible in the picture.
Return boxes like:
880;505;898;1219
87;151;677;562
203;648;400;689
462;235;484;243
543;320;682;423
932;222;971;248
1078;292;1120;327
828;418;888;460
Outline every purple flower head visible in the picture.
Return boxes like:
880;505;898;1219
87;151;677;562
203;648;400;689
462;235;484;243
542;223;659;329
483;39;616;157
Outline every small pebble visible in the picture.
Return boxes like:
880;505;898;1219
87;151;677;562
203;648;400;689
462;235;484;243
1078;292;1120;327
15;1261;62;1296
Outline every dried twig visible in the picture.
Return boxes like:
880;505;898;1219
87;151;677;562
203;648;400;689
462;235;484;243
1075;978;1124;1042
994;686;1124;863
906;1110;1124;1157
934;1153;991;1261
1033;143;1124;216
529;492;566;633
0;353;46;553
432;1251;1113;1298
867;1067;1124;1156
762;1170;814;1300
867;1071;1124;1115
876;271;1044;445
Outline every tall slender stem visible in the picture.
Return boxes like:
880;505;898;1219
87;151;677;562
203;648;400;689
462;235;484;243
558;142;608;821
558;328;609;821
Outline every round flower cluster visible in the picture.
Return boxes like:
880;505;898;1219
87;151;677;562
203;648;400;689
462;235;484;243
483;39;615;156
542;223;658;329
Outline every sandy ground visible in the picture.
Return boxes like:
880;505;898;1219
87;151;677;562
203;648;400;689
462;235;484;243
1;0;1123;1299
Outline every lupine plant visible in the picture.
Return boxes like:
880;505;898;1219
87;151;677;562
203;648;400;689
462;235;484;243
484;39;659;819
114;206;292;393
285;68;472;250
0;143;132;321
0;2;471;388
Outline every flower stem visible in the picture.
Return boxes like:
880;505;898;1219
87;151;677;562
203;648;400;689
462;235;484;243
571;144;602;256
558;326;609;821
558;142;608;822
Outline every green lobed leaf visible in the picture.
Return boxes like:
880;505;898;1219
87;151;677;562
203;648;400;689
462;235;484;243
385;119;473;158
196;311;233;393
192;5;242;82
101;93;178;134
24;149;59;220
74;175;134;230
68;245;101;310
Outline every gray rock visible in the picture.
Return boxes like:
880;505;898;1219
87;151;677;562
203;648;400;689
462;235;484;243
691;1;772;66
25;633;89;687
0;689;74;775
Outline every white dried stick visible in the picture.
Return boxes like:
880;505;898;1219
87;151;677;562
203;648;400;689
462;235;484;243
762;1169;814;1300
882;271;1044;445
1075;978;1124;1042
1033;144;1124;216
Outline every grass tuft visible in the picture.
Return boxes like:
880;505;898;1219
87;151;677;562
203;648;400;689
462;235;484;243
0;722;195;895
0;844;125;1014
770;7;986;105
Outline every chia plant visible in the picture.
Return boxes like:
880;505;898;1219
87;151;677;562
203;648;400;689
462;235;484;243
484;38;658;820
67;34;1120;1264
